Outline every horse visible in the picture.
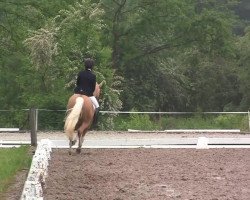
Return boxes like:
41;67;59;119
64;81;104;155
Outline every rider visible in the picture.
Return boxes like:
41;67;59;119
74;58;99;125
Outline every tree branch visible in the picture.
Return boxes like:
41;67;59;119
127;39;197;63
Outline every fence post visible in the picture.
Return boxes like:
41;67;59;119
36;109;38;131
248;111;250;132
29;108;37;146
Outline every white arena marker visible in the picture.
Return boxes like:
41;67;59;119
165;129;240;133
196;137;209;149
0;128;19;132
128;129;241;133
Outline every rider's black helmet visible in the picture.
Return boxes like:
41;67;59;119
84;58;95;70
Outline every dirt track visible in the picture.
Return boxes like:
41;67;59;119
44;148;250;200
1;131;250;200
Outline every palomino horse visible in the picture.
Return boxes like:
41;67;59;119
64;81;104;154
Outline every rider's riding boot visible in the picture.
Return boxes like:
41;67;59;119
92;107;99;127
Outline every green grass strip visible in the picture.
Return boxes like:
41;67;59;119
0;146;32;195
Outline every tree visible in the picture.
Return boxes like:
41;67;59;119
23;0;122;128
0;0;44;109
100;0;239;112
236;26;250;110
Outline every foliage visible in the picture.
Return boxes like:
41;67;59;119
0;110;29;129
161;114;248;130
22;0;123;128
236;26;250;110
100;0;243;112
111;113;248;131
114;112;160;131
24;27;58;70
183;50;241;111
0;0;250;130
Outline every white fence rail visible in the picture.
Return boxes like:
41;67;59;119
0;109;249;133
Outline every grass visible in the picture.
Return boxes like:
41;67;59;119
112;114;249;131
0;146;32;196
161;114;249;130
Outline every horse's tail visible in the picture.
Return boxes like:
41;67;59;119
64;97;84;141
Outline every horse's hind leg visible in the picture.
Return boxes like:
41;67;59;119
76;126;88;154
69;140;73;155
68;134;77;155
76;130;82;154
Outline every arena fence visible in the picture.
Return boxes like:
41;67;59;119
0;109;249;130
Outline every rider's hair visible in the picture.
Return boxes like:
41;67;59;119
84;58;95;70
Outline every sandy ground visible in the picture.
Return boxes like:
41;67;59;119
1;131;250;200
44;148;250;200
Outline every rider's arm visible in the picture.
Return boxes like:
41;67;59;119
76;72;81;87
91;75;96;94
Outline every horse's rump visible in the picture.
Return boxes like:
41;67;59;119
64;94;95;142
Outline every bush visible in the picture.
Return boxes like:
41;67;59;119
160;114;248;131
161;115;215;129
214;114;248;130
114;113;160;131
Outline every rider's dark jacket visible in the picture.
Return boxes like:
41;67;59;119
74;69;96;97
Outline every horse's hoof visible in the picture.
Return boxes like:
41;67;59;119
68;150;72;155
72;139;77;146
69;140;76;147
76;148;81;154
